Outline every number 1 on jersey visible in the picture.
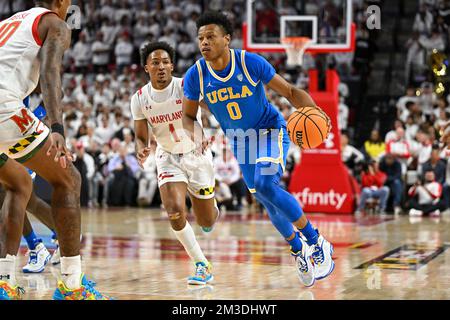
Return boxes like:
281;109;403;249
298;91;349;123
169;123;181;142
0;21;21;47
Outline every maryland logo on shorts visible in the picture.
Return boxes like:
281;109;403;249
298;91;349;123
197;186;215;196
8;132;40;155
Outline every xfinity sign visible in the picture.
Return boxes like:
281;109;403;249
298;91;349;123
292;188;347;210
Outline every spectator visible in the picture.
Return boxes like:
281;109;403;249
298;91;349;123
159;27;178;49
419;28;446;59
72;32;92;74
386;127;411;174
214;148;246;210
107;146;139;207
420;146;447;184
405;115;420;142
95;115;115;144
385;120;405;142
356;160;390;214
412;4;434;35
379;154;403;215
177;32;197;73
341;132;365;174
215;179;233;212
363;129;385;160
397;87;419;116
114;32;134;73
73;142;95;207
411;131;432;170
408;170;444;217
101;17;120;47
421;145;449;207
91;32;111;74
338;95;349;130
93;142;114;207
417;82;437;119
136;141;158;207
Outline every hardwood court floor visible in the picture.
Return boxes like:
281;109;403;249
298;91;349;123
18;208;450;300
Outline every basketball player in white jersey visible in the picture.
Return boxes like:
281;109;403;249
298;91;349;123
0;1;110;300
131;42;219;285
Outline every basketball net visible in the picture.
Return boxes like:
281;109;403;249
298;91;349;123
281;37;312;67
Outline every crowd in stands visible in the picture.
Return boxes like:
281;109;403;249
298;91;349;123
1;0;363;211
339;0;450;217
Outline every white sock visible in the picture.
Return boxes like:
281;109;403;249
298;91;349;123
60;255;82;290
0;254;16;286
173;221;208;264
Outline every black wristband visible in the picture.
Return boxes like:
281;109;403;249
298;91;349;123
51;123;65;138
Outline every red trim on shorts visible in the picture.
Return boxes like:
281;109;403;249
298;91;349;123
32;11;57;47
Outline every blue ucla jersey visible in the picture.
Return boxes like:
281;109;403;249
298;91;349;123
184;49;285;134
23;96;47;121
23;96;46;180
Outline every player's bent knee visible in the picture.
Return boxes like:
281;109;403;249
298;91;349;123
3;169;32;198
167;211;184;221
254;174;276;197
52;165;82;192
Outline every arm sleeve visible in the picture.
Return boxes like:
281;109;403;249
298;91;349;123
244;51;276;85
183;64;201;101
130;93;146;121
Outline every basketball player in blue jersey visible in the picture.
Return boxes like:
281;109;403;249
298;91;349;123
182;11;334;287
0;97;60;273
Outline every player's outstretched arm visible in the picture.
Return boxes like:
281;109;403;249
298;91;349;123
267;74;317;109
38;14;72;167
134;119;151;167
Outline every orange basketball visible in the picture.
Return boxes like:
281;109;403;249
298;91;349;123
286;107;330;149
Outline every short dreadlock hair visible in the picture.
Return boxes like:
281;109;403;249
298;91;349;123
140;41;175;67
196;11;233;37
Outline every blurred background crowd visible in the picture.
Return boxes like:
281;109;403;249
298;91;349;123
2;0;450;217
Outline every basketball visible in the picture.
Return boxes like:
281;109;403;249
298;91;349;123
287;107;330;149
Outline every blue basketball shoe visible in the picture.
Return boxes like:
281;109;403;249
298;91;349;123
187;262;214;285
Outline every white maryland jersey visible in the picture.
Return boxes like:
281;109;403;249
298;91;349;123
130;77;201;154
0;7;54;121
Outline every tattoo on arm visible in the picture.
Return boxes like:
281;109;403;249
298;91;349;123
38;18;71;126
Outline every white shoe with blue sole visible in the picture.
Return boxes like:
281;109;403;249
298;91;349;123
291;237;316;287
311;234;335;280
22;242;51;273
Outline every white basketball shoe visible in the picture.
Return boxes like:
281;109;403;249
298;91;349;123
311;234;335;280
291;237;315;287
50;240;60;265
22;242;51;273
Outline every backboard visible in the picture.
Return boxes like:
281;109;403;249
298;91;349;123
243;0;355;54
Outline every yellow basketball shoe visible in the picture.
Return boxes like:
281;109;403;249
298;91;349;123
0;281;25;300
187;262;214;285
53;274;113;300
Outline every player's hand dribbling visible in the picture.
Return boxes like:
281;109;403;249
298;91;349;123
315;106;332;137
47;132;73;169
136;147;152;168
